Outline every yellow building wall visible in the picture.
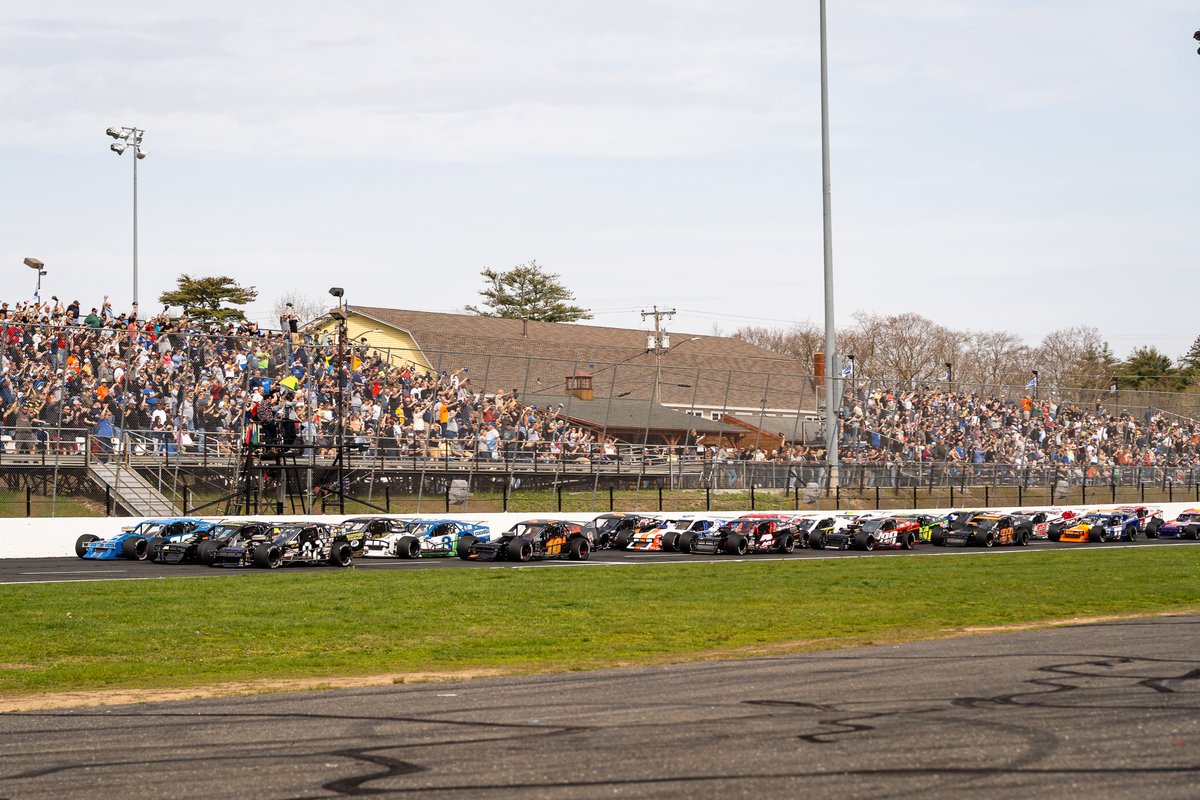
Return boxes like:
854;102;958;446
309;313;431;372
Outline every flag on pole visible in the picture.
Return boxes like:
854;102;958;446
1109;382;1117;393
937;369;950;382
840;360;854;378
1025;375;1038;390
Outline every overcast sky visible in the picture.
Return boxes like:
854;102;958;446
3;1;1198;359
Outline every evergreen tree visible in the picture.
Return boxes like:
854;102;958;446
465;261;591;322
159;275;258;323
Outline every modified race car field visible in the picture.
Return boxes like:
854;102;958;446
467;519;591;562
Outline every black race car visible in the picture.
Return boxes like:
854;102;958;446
584;513;660;550
159;520;277;565
688;517;799;555
213;522;354;568
467;519;591;562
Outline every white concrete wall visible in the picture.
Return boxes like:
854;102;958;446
6;503;1197;560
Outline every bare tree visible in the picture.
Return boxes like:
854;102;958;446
959;330;1031;389
273;291;328;328
732;321;823;367
1034;326;1115;390
847;312;958;386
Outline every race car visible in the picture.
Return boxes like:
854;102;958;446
815;515;924;551
627;516;721;553
1059;510;1140;543
213;521;354;568
890;513;947;543
467;519;591;562
153;520;247;564
1012;508;1081;541
939;513;1028;547
802;514;863;549
75;518;210;561
368;518;491;558
349;516;417;557
1156;509;1200;540
943;510;986;533
1112;505;1164;538
584;513;658;550
688;517;799;555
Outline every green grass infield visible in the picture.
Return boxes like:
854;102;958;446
4;547;1199;700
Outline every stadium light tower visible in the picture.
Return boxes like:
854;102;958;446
23;257;46;303
1194;29;1200;54
105;126;147;308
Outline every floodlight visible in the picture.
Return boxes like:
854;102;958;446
328;287;344;298
106;127;123;139
110;143;126;155
23;257;44;270
136;148;148;160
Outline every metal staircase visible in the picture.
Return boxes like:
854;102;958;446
88;462;177;517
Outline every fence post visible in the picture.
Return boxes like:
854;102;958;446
1140;482;1145;503
912;486;917;510
1017;484;1022;508
609;485;614;512
749;485;755;510
984;485;989;507
183;485;190;515
834;485;840;510
875;486;880;510
503;474;509;513
1081;483;1086;506
1169;481;1173;504
26;485;32;517
658;486;663;512
705;486;711;511
950;484;955;508
558;486;564;513
795;485;800;511
1111;483;1116;505
105;484;112;516
385;486;391;512
445;485;451;514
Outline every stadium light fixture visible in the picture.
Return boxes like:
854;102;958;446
1194;29;1200;54
105;125;147;307
23;257;47;302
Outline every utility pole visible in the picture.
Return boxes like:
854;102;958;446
642;306;676;403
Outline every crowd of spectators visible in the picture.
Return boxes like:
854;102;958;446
2;295;1198;486
0;296;606;462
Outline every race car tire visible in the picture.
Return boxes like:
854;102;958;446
121;536;148;561
327;542;353;567
900;532;915;550
1089;526;1106;543
724;535;748;556
1145;519;1161;539
1048;529;1062;542
1187;526;1200;540
596;533;611;550
254;545;282;569
931;529;945;546
1124;526;1137;542
853;532;875;551
778;533;796;553
677;532;694;553
808;532;826;550
456;533;477;559
613;531;633;551
396;536;422;559
660;531;681;552
146;536;164;562
1016;530;1029;546
74;534;97;561
568;537;590;561
510;539;534;562
197;540;221;565
978;532;994;548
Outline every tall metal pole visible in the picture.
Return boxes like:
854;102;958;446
820;0;839;491
132;147;139;307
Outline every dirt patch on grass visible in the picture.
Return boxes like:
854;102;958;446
2;610;1187;714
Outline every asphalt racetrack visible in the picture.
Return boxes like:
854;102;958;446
0;614;1196;799
4;536;1199;584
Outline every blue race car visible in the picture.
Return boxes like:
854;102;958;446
1157;509;1200;540
365;518;492;558
75;518;211;561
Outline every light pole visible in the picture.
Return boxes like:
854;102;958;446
23;257;46;303
945;361;953;393
105;126;147;309
819;0;839;492
329;287;346;513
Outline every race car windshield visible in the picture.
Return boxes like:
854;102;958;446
666;520;691;531
403;522;437;536
592;517;626;533
725;521;757;533
972;518;1000;531
508;523;549;537
340;520;371;533
207;525;240;539
860;518;889;534
134;522;166;536
1080;515;1108;525
1176;513;1199;523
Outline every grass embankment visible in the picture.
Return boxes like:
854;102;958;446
4;547;1199;701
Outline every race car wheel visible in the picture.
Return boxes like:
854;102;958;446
74;534;98;561
1048;529;1062;542
197;540;221;565
146;536;164;562
853;532;875;551
1145;519;1160;539
778;533;796;553
254;545;282;569
456;533;477;560
510;539;534;562
724;535;748;556
1124;526;1137;542
1016;530;1028;546
660;532;681;552
931;529;945;546
327;542;353;567
568;537;590;561
808;532;825;550
677;532;694;553
121;536;149;561
1089;526;1106;543
980;533;994;548
596;533;611;550
396;536;421;559
613;531;633;550
900;532;915;550
1187;526;1200;541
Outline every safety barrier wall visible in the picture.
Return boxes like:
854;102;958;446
4;503;1199;560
